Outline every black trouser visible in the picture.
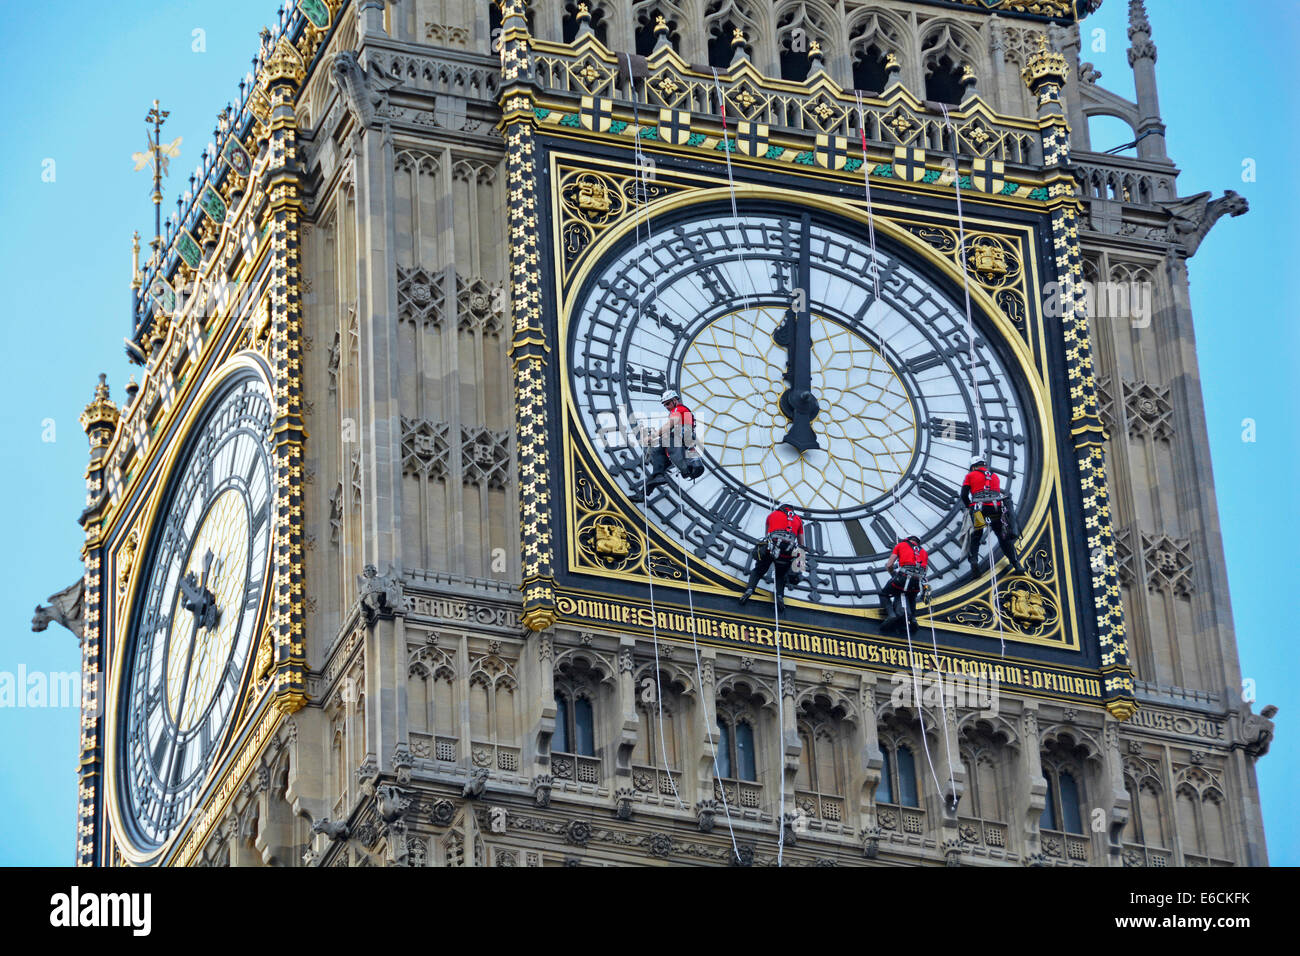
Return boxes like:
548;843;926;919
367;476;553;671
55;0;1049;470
968;504;1021;572
645;444;690;487
880;576;921;627
746;544;795;600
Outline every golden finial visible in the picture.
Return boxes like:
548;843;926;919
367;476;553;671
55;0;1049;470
654;13;667;33
809;39;822;57
577;1;590;18
80;373;120;447
732;27;745;46
1021;31;1068;89
885;51;900;70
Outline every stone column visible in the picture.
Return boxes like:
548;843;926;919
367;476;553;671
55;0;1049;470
76;375;120;866
1127;0;1168;160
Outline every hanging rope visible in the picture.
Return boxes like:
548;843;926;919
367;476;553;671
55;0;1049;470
939;102;1019;643
921;577;958;807
854;94;882;303
624;54;684;810
710;66;792;864
900;597;947;809
938;103;978;389
772;576;787;867
674;480;743;862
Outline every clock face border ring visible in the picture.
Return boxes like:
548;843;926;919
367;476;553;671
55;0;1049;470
104;353;277;864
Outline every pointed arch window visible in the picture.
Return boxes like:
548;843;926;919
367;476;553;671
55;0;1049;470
877;740;919;808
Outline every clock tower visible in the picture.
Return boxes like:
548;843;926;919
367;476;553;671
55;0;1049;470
66;0;1270;866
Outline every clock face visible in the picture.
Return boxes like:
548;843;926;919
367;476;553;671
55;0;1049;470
117;372;274;849
567;204;1038;604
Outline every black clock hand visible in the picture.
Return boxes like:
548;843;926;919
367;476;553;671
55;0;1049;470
777;212;820;452
158;613;202;819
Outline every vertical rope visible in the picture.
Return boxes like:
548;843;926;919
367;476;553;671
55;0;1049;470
900;600;946;807
675;480;742;862
921;575;958;807
854;94;882;303
624;54;683;811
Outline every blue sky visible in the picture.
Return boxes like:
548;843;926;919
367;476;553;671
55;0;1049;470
0;1;1293;865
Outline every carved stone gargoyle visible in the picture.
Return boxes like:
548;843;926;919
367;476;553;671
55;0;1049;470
1235;704;1277;760
32;579;85;642
357;564;404;625
1158;190;1249;256
330;51;400;134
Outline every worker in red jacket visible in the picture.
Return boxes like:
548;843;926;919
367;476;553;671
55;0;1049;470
739;503;804;612
961;456;1022;575
629;389;703;501
880;535;929;632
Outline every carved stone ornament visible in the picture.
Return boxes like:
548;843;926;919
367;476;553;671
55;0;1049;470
567;819;592;847
532;774;554;807
615;788;635;821
429;799;456;827
376;784;411;823
357;564;405;624
462;767;489;799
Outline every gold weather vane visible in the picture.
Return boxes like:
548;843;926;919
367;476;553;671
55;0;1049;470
132;100;182;257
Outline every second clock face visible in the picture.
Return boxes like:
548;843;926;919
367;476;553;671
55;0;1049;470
118;371;274;849
566;203;1038;603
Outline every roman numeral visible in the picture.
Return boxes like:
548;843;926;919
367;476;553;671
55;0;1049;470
870;515;896;551
903;351;948;375
624;364;667;395
804;520;824;554
697;263;737;302
251;500;271;535
916;473;957;511
927;417;974;443
709;488;751;530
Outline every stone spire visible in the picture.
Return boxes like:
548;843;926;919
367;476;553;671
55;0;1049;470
1126;0;1167;159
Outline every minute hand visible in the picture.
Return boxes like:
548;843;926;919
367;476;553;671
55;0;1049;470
776;212;820;453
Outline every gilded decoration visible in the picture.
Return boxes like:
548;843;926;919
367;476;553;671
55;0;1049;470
934;535;1064;641
899;222;1029;329
572;459;689;582
530;31;1040;165
556;164;683;280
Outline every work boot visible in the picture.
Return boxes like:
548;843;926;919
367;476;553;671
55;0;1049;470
628;480;665;503
968;558;981;579
775;594;786;613
738;587;755;606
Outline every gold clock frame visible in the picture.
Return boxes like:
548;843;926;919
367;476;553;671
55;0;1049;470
553;163;1081;652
